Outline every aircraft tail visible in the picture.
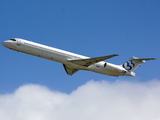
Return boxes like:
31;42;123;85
122;57;156;72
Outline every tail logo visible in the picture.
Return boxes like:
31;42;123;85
123;60;135;71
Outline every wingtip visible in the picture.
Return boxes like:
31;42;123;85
114;54;119;56
146;58;157;60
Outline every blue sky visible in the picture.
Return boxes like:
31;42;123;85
1;1;160;119
1;0;160;94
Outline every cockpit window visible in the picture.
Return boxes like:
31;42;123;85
10;38;16;41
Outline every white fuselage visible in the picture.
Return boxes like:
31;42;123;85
2;38;134;76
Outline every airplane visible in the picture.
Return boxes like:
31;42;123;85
2;38;156;77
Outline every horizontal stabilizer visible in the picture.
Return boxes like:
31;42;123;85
68;54;118;67
133;58;156;62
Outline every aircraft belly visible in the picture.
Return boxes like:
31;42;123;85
87;65;112;76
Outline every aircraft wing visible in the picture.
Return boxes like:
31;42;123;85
63;64;79;75
68;54;118;67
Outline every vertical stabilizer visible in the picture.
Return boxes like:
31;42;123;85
122;57;156;72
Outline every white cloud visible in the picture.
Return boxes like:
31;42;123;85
0;79;160;120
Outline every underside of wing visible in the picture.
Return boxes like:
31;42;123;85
68;54;118;67
63;64;79;75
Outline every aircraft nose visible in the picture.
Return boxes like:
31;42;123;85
2;41;9;47
2;41;6;46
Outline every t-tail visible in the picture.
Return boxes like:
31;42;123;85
121;57;156;76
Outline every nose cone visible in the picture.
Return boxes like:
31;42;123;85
2;40;10;47
2;41;6;46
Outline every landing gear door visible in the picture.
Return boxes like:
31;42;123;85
17;39;21;46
